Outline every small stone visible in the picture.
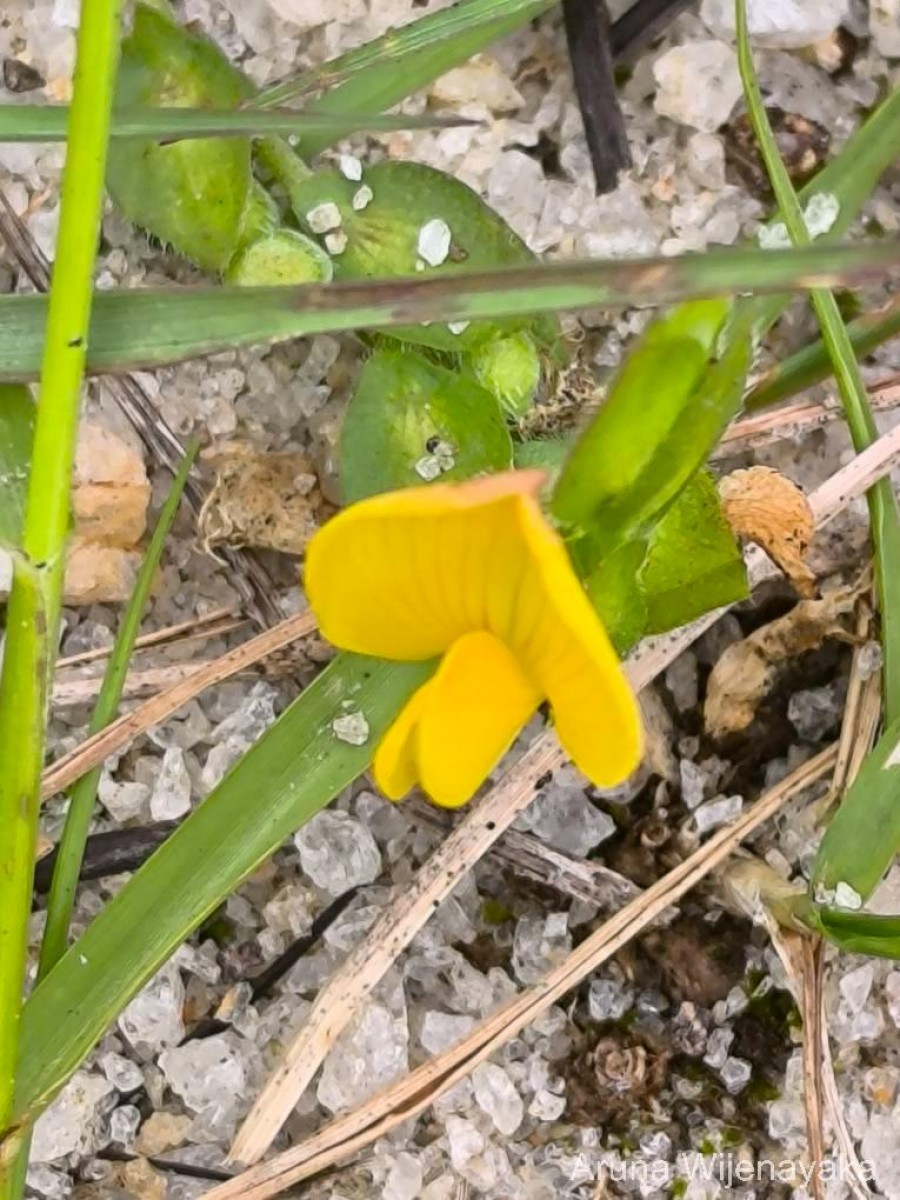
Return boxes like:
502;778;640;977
25;1165;71;1200
694;794;743;833
448;320;470;335
417;218;452;267
149;746;192;821
653;41;742;132
98;773;149;823
325;229;348;255
721;1057;752;1093
159;1033;248;1126
512;913;571;984
703;1026;734;1069
588;977;634;1021
64;541;142;605
73;424;150;547
109;1104;141;1146
803;191;839;237
31;1071;115;1163
686;131;727;190
352;184;374;211
317;1001;408;1112
529;1087;567;1120
338;153;363;181
306;202;342;233
331;710;370;745
858;640;884;680
295;809;382;893
871;0;900;57
383;1153;423;1200
701;0;848;49
445;1115;485;1172
522;769;615;856
861;1113;900;1195
135;1111;192;1156
788;684;840;741
666;653;699;711
101;1052;143;1093
414;454;443;481
840;962;874;1013
472;1062;524;1135
118;962;185;1056
430;56;524;113
420;1010;477;1054
680;759;707;810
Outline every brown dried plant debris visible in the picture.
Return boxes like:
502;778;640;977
704;584;863;739
719;465;816;596
199;442;329;558
565;1028;670;1127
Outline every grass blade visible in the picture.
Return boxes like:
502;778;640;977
253;0;552;113
735;0;900;726
0;240;897;381
0;105;472;141
37;444;198;976
745;296;900;410
0;1;122;1188
0;386;34;552
11;655;430;1127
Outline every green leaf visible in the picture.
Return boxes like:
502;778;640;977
639;469;748;635
585;538;648;655
803;906;900;959
0;105;471;142
287;161;562;355
0;384;34;552
14;653;431;1124
106;4;254;272
813;716;900;902
0;239;895;381
340;347;512;502
583;471;747;654
513;437;573;474
551;299;741;540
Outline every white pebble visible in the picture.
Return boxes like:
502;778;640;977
306;202;342;233
324;229;348;256
352;184;374;211
448;320;470;335
331;710;370;745
417;218;452;267
338;153;362;181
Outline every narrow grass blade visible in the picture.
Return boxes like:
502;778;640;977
805;906;900;958
0;385;34;552
0;1;122;1188
11;655;430;1126
37;445;198;976
0;105;473;142
736;0;900;726
254;0;552;111
745;296;900;410
0;240;897;381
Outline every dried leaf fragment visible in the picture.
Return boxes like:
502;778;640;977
704;584;861;738
200;442;327;557
719;465;816;595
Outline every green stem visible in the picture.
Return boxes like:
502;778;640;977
0;2;122;1194
745;295;900;411
37;446;197;977
735;0;900;726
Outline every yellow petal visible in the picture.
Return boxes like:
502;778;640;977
304;471;546;661
372;685;427;801
373;630;540;807
416;631;541;807
510;496;643;787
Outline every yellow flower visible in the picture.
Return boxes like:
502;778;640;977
306;470;642;807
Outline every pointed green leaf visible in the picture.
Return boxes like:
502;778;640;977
0;384;34;552
585;538;648;655
340;347;512;502
813;716;900;902
804;906;900;959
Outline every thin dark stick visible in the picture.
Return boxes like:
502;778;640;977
562;0;631;194
0;193;282;629
611;0;694;63
32;822;179;894
249;888;360;999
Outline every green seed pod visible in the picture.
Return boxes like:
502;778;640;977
226;229;334;286
470;331;541;418
286;160;561;358
235;182;281;252
107;3;254;273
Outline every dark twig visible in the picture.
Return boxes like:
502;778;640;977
33;822;178;894
562;0;630;194
611;0;694;64
0;191;282;628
